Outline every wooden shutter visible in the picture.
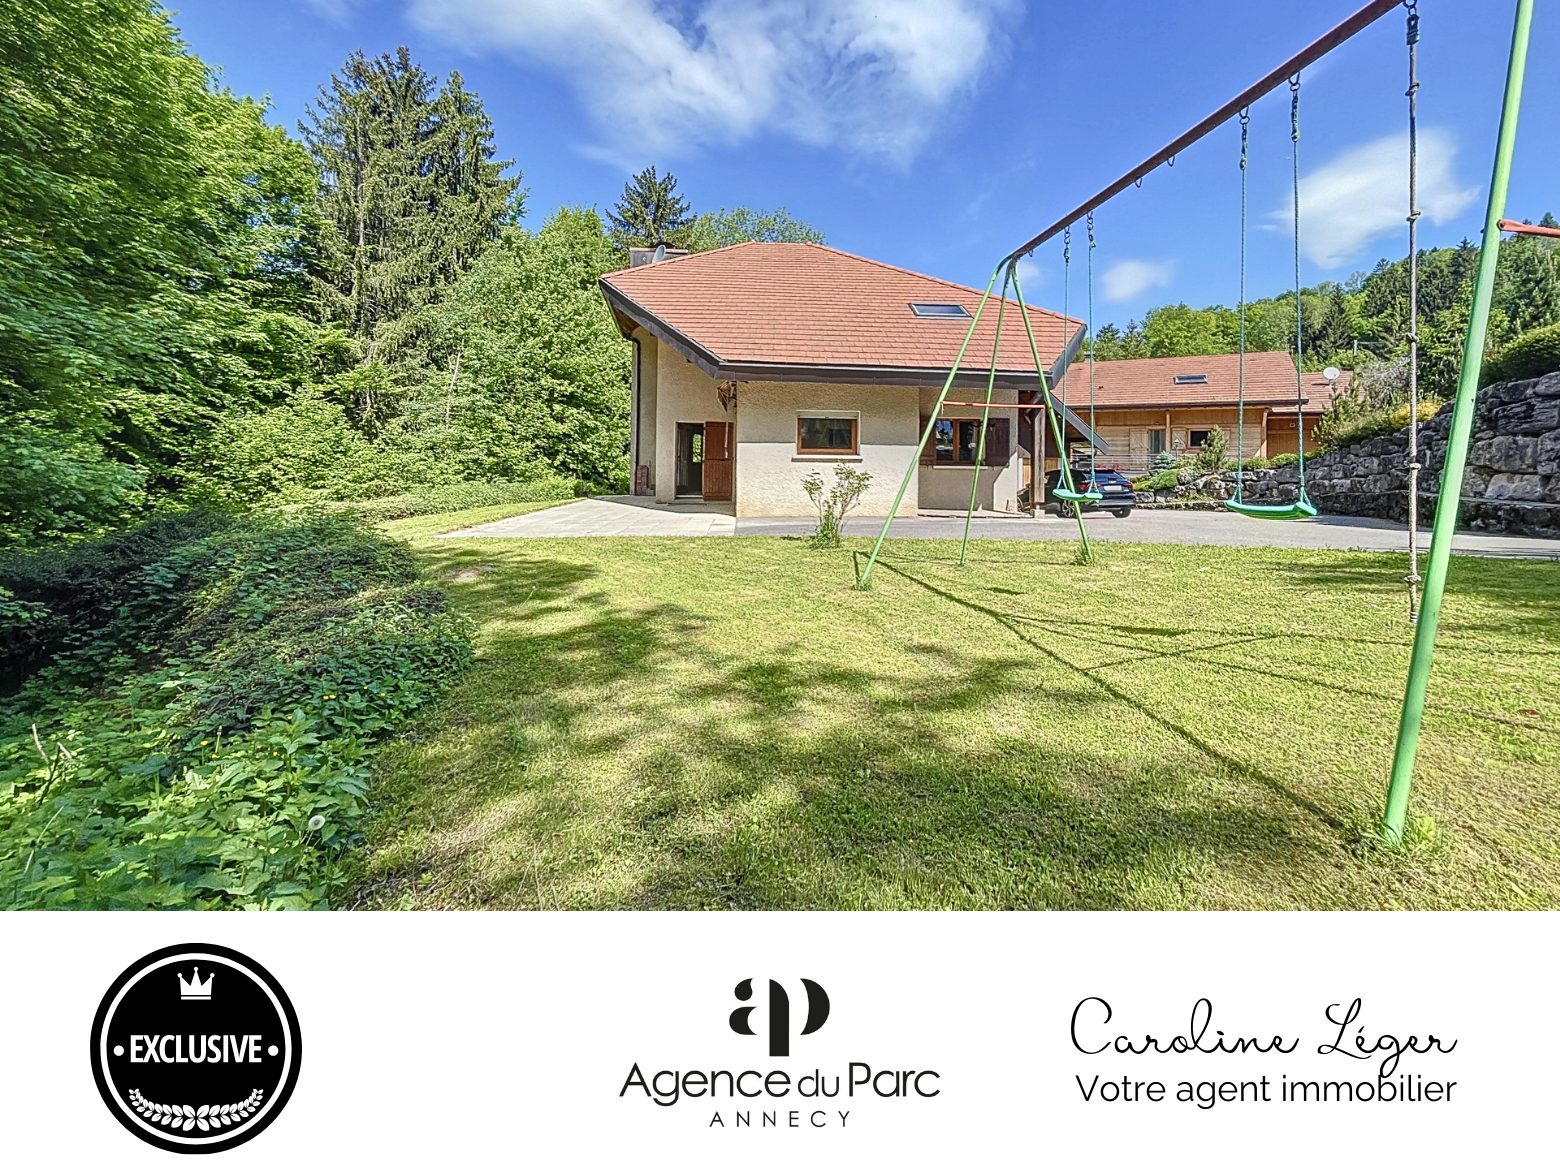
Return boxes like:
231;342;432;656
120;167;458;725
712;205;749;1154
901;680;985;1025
983;418;1011;466
919;418;935;465
702;421;733;501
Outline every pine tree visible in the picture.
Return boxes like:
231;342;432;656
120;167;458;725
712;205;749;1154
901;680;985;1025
301;48;518;378
607;166;694;256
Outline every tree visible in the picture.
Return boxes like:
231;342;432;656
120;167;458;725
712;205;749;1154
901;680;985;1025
606;166;694;256
0;0;322;542
686;206;824;251
403;208;631;488
301;48;519;366
1142;305;1236;358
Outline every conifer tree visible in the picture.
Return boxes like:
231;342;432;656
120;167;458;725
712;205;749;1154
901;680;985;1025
606;166;694;256
301;48;519;375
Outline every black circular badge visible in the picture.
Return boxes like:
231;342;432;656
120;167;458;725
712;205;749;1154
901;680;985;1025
89;944;301;1154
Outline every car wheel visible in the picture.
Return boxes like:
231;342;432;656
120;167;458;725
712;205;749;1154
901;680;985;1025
1058;501;1075;518
1112;508;1131;519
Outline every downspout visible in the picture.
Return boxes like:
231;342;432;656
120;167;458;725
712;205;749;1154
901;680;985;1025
628;334;642;492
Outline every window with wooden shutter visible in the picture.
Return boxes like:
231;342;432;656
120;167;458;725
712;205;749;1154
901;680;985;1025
919;418;935;465
982;418;1010;466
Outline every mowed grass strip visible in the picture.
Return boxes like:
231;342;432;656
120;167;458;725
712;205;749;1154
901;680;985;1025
360;525;1560;909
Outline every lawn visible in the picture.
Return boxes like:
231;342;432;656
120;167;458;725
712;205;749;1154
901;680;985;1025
360;522;1560;909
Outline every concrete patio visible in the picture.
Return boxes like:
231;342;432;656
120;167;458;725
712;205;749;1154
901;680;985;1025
442;495;1560;559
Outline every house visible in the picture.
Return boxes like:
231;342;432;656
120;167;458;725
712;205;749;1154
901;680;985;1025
1051;351;1348;473
598;242;1103;518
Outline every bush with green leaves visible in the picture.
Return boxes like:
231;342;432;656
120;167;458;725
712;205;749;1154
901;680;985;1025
802;466;873;548
1483;322;1560;387
1150;450;1178;473
1269;452;1300;468
0;512;471;909
1131;469;1181;492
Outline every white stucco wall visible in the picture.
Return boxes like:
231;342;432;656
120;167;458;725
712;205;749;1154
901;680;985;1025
915;387;1023;512
653;343;726;504
632;344;1023;516
734;381;921;518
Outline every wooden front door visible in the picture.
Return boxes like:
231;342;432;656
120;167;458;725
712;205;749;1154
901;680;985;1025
702;420;733;501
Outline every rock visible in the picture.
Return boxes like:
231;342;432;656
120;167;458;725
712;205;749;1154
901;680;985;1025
1485;473;1547;502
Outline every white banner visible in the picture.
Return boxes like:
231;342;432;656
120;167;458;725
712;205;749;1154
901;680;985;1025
1;912;1551;1167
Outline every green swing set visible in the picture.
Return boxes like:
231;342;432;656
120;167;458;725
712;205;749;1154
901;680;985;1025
1225;78;1318;522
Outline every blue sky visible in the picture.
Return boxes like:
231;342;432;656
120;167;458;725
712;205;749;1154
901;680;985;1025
172;0;1555;328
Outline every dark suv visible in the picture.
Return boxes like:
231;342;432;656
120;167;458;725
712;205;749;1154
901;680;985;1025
1043;467;1137;518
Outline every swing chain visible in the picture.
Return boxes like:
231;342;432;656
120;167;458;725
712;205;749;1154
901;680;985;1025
1289;74;1301;143
1238;107;1250;171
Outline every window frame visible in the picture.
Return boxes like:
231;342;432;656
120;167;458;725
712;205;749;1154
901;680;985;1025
795;412;861;456
930;417;1009;467
1188;428;1214;448
908;302;973;319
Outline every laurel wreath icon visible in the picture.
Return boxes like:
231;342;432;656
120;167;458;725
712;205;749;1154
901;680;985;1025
127;1088;264;1132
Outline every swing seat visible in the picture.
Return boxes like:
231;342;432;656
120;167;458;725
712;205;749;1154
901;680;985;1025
1224;497;1318;521
1053;486;1104;503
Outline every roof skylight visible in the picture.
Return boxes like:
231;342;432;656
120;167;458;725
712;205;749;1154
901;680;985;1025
1172;373;1209;384
910;302;972;318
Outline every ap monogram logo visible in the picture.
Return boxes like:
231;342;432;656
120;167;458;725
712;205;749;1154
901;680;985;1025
729;978;830;1057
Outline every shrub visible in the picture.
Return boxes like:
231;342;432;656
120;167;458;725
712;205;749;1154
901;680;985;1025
802;466;873;548
1194;427;1228;473
0;513;471;909
1483;322;1560;386
1269;452;1300;468
1316;399;1443;452
1150;450;1178;473
1243;455;1273;471
1131;469;1181;492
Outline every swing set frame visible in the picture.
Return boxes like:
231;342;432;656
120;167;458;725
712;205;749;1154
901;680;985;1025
853;0;1537;845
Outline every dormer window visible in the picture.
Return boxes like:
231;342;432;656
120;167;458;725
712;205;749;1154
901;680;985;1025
909;302;972;318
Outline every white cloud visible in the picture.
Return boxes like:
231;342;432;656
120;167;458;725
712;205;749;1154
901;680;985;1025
1014;256;1045;295
1270;127;1479;268
404;0;1017;165
1101;259;1174;303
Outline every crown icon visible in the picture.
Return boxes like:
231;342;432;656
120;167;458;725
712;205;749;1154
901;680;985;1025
177;966;213;1001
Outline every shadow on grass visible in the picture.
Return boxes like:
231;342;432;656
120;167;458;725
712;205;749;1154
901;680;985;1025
361;546;1344;911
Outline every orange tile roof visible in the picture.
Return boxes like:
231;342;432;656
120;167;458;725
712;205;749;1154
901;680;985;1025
600;242;1081;384
1059;351;1348;414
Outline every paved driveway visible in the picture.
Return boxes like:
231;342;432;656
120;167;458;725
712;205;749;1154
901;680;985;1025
444;496;1560;559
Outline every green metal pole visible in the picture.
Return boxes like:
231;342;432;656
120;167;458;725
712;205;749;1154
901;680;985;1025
1011;266;1093;562
856;263;1004;589
1381;0;1533;842
959;267;1013;565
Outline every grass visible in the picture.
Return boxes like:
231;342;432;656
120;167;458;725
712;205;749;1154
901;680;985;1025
358;521;1560;910
376;499;568;541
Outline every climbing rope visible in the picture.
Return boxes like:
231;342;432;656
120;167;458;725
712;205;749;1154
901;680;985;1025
1061;226;1072;420
1234;107;1251;504
1086;212;1099;484
1289;74;1312;506
1405;0;1424;622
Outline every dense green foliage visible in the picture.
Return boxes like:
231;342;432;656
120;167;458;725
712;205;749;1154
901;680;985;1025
399;208;633;487
2;0;322;543
1483;322;1560;386
0;514;470;908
